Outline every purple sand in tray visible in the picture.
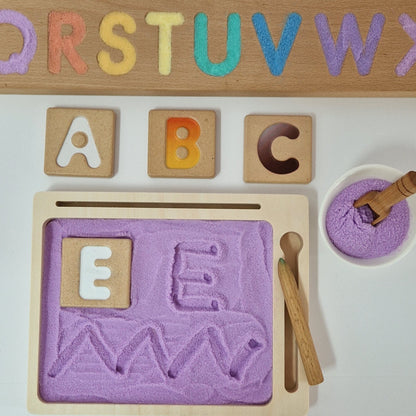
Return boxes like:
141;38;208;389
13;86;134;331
39;219;273;405
325;179;410;259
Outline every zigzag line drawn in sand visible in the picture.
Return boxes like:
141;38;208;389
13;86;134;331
48;324;263;380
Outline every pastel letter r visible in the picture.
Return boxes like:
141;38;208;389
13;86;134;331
48;11;88;74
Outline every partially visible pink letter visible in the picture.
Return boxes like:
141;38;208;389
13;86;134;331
396;14;416;76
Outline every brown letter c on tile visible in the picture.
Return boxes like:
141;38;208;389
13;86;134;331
257;123;300;174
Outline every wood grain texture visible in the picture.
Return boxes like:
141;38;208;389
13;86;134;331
2;0;416;95
278;258;323;386
28;191;310;415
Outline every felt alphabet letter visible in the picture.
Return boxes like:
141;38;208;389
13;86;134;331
48;11;88;74
252;12;302;76
0;9;37;75
396;14;416;76
194;13;241;77
315;13;385;76
145;12;184;75
98;12;136;75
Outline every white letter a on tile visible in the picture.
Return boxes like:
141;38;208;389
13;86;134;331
56;116;101;168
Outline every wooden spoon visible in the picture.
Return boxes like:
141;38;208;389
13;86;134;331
278;258;324;386
353;171;416;226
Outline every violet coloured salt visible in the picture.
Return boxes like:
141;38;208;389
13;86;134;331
325;179;410;259
39;219;273;405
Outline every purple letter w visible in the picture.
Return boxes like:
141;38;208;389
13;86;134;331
315;13;385;76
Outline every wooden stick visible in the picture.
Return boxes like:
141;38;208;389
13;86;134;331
278;258;324;386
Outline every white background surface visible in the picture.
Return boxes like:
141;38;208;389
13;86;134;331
0;95;415;416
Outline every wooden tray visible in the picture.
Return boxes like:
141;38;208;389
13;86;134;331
28;191;310;415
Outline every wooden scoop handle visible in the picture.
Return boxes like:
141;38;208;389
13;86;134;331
278;258;324;386
370;171;416;213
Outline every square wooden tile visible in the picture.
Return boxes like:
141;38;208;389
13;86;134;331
244;115;312;184
60;238;132;309
148;110;216;178
44;108;116;177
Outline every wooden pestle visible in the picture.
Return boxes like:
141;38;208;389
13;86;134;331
354;171;416;226
278;258;324;386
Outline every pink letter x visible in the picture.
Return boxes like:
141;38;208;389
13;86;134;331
396;14;416;76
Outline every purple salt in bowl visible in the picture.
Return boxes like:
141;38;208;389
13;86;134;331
319;165;416;267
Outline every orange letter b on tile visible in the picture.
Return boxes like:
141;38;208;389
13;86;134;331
166;118;201;169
